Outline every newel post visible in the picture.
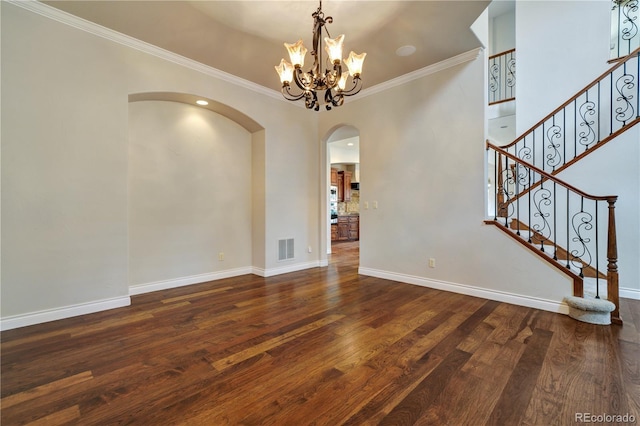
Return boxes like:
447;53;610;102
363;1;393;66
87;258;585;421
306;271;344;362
607;198;622;325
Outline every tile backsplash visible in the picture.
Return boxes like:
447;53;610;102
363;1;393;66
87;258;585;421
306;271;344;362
338;190;359;214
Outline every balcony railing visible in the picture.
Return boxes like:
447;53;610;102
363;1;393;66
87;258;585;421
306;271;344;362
611;0;639;60
488;49;516;105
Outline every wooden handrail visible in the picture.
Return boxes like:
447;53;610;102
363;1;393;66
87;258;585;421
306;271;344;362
487;141;618;202
488;97;516;106
488;48;516;61
499;46;640;150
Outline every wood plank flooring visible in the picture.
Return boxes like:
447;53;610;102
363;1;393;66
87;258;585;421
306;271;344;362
2;241;639;425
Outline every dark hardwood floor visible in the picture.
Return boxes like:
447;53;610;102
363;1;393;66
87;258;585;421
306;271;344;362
2;241;639;425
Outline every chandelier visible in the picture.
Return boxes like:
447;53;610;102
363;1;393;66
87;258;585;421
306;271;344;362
274;1;366;111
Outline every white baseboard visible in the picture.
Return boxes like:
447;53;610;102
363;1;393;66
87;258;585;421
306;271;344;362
0;296;131;332
252;260;323;278
620;286;640;300
358;267;570;315
1;262;327;331
129;267;253;295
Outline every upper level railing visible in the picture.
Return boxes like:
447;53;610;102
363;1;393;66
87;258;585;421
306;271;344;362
488;49;516;105
498;47;639;178
611;0;639;60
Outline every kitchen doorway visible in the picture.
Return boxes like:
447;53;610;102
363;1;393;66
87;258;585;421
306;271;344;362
326;125;360;261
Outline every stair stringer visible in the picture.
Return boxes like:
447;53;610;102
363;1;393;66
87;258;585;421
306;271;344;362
484;219;584;299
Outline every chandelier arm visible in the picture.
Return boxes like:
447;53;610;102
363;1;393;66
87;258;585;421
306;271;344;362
281;84;308;101
305;90;319;110
324;88;344;110
337;77;363;97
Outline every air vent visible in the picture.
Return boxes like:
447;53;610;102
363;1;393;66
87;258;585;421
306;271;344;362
278;238;294;261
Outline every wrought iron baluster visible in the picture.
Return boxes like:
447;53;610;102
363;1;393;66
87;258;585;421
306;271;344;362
507;51;516;99
595;199;600;299
563;108;566;167
573;98;578;158
615;61;636;127
571;197;594;279
532;130;536;172
579;91;596;151
598;81;602;143
546;115;562;171
553;181;558;260
528;163;532;243
542;122;545;173
622;0;639;56
619;2;623;58
566;190;571;269
494;150;498;221
498;55;502;102
610;72;614;136
532;180;552;252
504;155;511;226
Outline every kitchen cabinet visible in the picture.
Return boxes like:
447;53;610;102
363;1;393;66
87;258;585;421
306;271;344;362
337;217;350;241
348;216;359;240
337;171;352;202
331;168;338;186
335;215;358;241
331;224;338;241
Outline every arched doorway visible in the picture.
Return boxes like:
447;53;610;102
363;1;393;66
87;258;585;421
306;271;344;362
325;125;360;259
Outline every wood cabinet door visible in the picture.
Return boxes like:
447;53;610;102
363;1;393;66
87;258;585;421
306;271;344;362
337;219;349;240
337;173;344;202
343;171;352;202
348;216;359;240
331;168;338;186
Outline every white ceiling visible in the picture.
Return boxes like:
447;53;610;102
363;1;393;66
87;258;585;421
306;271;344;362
44;0;491;92
488;114;516;145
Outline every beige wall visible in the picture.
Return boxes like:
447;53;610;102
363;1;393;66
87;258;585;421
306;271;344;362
128;101;253;287
1;3;319;324
319;54;573;304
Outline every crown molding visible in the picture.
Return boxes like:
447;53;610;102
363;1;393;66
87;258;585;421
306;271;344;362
358;47;483;99
6;0;284;102
9;0;482;109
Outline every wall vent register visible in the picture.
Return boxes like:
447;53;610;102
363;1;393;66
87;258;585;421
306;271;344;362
278;238;295;261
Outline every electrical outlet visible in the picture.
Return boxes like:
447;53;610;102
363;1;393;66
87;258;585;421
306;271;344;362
429;258;436;268
218;252;225;261
373;201;378;209
364;201;369;209
308;246;312;253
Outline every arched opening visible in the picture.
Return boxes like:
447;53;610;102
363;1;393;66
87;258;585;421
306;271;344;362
128;92;263;133
324;125;361;262
127;92;266;292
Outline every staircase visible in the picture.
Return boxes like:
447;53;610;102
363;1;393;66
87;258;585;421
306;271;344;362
485;47;640;325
